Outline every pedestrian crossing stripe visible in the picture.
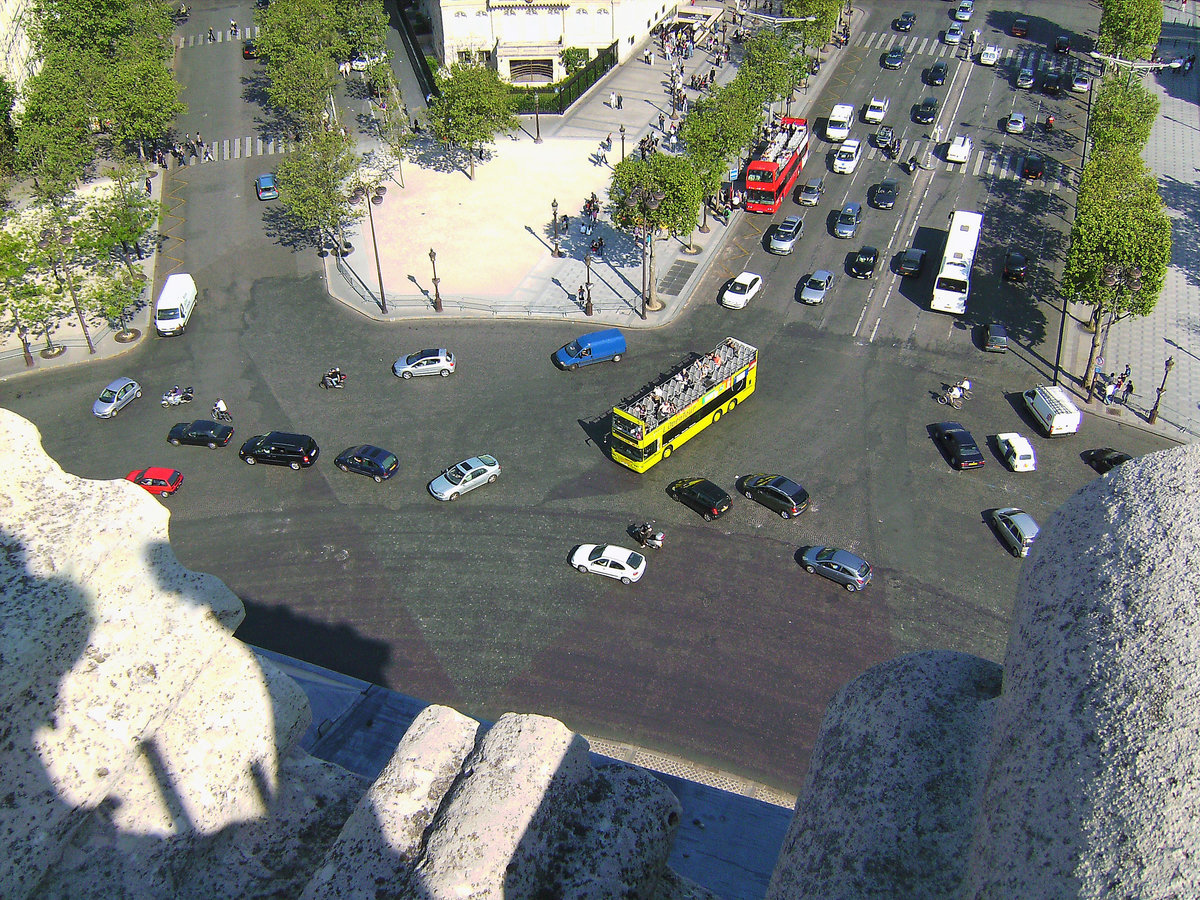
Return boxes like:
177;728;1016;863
175;137;296;164
852;31;1079;74
855;141;1072;188
182;26;258;46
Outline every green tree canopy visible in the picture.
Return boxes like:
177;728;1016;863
0;76;16;183
276;128;361;249
256;0;346;66
16;59;95;199
98;56;187;159
1088;74;1159;153
429;63;519;180
782;0;840;49
335;0;389;59
741;29;804;108
85;161;159;279
1098;0;1162;61
266;46;339;131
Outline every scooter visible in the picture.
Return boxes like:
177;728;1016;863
631;522;665;550
161;385;194;407
320;370;347;390
1045;115;1055;131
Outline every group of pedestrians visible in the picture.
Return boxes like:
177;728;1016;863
1098;364;1135;406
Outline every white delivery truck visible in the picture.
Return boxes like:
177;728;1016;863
155;273;198;336
827;104;854;141
1023;384;1082;436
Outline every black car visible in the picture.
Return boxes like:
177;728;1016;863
1084;448;1133;474
915;96;939;124
1043;73;1062;95
334;444;399;482
1055;35;1070;53
896;11;916;32
1022;153;1045;180
874;177;898;209
242;39;258;59
667;477;732;521
850;246;880;278
737;474;810;519
932;422;986;470
167;419;235;448
928;61;948;86
1004;250;1028;281
898;247;926;277
239;431;320;469
884;47;905;69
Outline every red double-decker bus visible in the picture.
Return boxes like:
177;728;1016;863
744;116;810;214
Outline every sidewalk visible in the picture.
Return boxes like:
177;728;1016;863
1058;2;1200;441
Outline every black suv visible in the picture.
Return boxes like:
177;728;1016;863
667;477;732;521
239;431;320;469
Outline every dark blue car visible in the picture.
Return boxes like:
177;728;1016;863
334;445;399;482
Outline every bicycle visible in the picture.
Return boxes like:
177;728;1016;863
953;378;974;400
938;390;963;410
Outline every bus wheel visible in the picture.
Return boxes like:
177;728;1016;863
663;445;673;459
712;409;722;425
728;399;738;412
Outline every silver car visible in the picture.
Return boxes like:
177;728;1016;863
93;377;142;418
798;176;825;206
394;348;456;378
1017;67;1035;89
834;202;862;239
801;545;872;591
1005;112;1027;134
428;454;501;501
768;216;804;254
990;507;1040;557
800;270;835;304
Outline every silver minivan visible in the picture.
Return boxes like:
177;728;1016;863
834;202;862;239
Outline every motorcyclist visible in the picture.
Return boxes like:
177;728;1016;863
1046;114;1055;130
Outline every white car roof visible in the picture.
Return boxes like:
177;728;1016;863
997;433;1033;451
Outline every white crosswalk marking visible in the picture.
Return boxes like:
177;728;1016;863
973;151;985;176
876;33;891;50
917;37;931;55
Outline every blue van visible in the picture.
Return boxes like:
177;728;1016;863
553;329;627;370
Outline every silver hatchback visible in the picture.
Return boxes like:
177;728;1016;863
93;377;142;418
768;216;804;254
834;202;862;239
393;348;456;378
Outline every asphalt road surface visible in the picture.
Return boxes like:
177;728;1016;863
1;0;1175;792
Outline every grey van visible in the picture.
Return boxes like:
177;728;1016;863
834;202;862;238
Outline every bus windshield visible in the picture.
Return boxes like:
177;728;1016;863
935;276;967;295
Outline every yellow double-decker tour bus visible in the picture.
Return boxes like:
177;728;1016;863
609;337;758;473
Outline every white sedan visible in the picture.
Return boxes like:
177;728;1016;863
428;454;501;500
570;544;646;584
721;271;762;309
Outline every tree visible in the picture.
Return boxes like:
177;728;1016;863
683;85;760;229
256;0;346;66
1098;0;1162;61
782;0;840;50
86;270;143;336
335;0;388;60
429;63;519;180
1088;75;1159;153
0;228;37;366
276;128;361;251
740;29;803;111
97;56;187;159
1063;148;1171;398
267;46;339;132
0;76;16;183
85;161;159;280
16;58;95;200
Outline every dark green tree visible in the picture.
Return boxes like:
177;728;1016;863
1064;148;1171;398
1088;74;1159;153
86;161;159;280
1098;0;1163;61
740;29;804;110
429;63;519;180
0;76;16;182
336;0;388;60
256;0;347;66
0;227;38;365
782;0;840;50
97;56;187;159
16;59;96;200
267;47;339;132
276;128;361;251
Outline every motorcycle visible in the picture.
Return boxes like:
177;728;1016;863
320;369;347;390
631;522;665;550
1045;115;1055;131
161;385;194;407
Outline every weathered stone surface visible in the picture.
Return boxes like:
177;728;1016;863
766;651;1002;899
768;445;1200;899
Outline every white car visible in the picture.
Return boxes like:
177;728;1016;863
1071;73;1091;92
979;45;1000;66
721;271;762;309
428;454;501;500
955;0;974;21
997;433;1037;472
394;348;456;378
570;544;646;584
1005;112;1027;134
832;139;862;174
864;97;889;124
945;23;964;45
947;135;972;163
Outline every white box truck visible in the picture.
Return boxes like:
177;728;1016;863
155;274;197;336
1023;384;1082;436
827;104;854;141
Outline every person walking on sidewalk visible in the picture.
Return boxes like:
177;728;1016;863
1122;380;1134;405
617;93;624;110
610;90;617;108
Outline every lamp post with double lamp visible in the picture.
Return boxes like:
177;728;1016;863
1087;263;1142;401
428;248;442;312
37;224;96;354
551;198;561;257
624;186;666;319
1148;356;1175;425
350;181;388;313
619;124;626;161
583;253;594;316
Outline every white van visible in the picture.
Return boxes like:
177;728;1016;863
827;104;854;141
155;274;197;336
947;135;972;163
1023;384;1081;436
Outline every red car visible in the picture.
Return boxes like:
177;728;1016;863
125;467;184;497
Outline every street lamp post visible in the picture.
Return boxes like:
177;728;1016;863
624;186;666;319
1148;356;1175;425
38;225;96;354
584;253;594;316
620;124;626;161
533;91;542;144
350;182;388;314
551;198;561;258
429;248;442;312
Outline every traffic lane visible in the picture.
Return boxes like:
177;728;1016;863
174;21;261;145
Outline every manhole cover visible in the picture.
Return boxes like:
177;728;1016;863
658;260;698;296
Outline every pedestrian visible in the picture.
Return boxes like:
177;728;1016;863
1122;380;1134;405
185;132;192;148
195;131;202;148
208;26;215;41
203;142;214;162
1104;379;1117;406
658;112;666;132
562;214;569;232
617;93;624;110
1123;363;1132;381
604;132;612;149
610;90;617;108
145;176;152;195
644;47;652;65
578;285;585;307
